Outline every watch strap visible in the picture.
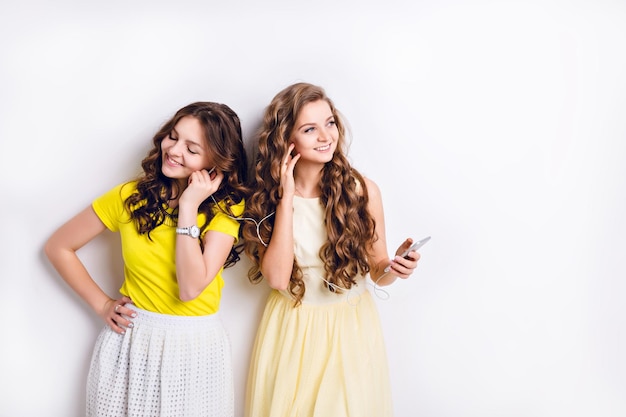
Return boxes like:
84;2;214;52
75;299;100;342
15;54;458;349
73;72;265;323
176;225;200;238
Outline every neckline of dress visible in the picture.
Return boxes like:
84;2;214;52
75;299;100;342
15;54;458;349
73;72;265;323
294;194;320;201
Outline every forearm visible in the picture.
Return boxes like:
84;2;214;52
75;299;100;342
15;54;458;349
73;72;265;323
175;204;218;301
370;259;400;286
260;198;295;290
176;243;212;302
363;177;403;287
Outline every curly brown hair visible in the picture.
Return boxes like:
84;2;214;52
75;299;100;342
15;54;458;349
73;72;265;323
125;102;250;268
242;83;377;304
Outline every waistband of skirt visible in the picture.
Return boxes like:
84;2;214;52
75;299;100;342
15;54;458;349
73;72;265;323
277;278;370;306
123;304;222;329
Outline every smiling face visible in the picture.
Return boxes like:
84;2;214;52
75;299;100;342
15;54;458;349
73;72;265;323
160;115;213;184
290;100;338;165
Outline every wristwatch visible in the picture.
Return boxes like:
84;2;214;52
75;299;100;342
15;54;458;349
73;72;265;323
176;225;200;238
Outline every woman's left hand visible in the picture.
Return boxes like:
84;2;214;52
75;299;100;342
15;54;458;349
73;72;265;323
180;169;223;207
387;238;421;279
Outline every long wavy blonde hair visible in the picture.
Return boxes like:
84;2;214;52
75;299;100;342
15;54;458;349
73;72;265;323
242;83;376;305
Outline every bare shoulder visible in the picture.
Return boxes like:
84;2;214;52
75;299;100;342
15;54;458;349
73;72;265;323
362;176;382;200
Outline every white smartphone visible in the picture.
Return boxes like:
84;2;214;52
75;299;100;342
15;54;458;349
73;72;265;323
384;236;431;272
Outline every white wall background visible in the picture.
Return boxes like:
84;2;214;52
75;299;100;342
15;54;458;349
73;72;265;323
1;0;625;416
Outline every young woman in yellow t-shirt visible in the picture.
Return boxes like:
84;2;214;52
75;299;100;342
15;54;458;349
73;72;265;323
45;102;249;417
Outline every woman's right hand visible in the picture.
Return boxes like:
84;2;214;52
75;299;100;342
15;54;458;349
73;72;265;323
279;143;300;199
102;296;135;334
180;168;224;209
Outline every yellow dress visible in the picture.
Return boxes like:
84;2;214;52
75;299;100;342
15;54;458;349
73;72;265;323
245;196;394;417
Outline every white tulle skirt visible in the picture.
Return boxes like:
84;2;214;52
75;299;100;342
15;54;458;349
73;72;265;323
86;305;234;417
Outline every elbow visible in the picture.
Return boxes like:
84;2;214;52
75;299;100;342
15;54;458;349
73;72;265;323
259;263;291;291
265;276;290;291
177;270;217;302
178;282;205;302
43;240;52;261
179;288;202;302
270;282;289;291
178;276;215;302
43;237;59;263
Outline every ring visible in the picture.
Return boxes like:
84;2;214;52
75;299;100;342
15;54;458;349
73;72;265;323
114;305;120;313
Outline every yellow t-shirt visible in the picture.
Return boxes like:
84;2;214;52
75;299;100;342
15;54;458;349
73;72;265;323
92;181;243;316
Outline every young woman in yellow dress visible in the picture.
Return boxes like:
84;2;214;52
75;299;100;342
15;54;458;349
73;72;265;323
242;83;423;417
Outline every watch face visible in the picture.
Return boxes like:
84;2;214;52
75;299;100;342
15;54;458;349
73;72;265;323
190;225;200;238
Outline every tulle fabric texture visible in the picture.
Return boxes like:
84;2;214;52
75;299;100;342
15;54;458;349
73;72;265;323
245;289;393;417
86;305;234;417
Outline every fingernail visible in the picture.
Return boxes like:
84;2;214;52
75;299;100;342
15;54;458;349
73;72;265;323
131;313;137;318
128;323;134;328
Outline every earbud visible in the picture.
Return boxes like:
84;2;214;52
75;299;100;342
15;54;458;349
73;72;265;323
208;194;391;302
210;195;274;247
